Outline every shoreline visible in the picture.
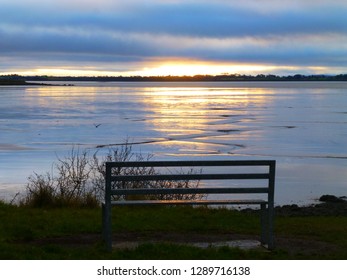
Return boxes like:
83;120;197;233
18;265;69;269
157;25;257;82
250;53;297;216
2;73;347;83
1;191;346;216
243;195;347;217
0;80;73;86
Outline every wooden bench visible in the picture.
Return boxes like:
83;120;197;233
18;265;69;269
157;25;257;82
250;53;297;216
102;160;275;251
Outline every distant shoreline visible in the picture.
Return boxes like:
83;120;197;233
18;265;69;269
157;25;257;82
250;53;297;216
1;73;347;83
0;79;73;86
0;80;43;86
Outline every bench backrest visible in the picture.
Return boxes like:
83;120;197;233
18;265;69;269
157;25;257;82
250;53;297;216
105;160;275;204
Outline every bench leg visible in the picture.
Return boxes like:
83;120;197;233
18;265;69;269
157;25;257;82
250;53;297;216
260;204;274;250
102;203;106;241
267;204;274;250
102;203;112;251
260;204;268;245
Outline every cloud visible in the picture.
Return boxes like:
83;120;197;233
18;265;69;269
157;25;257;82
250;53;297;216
2;2;346;37
1;0;347;75
2;23;346;67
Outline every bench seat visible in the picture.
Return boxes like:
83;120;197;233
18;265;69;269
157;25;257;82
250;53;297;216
108;199;268;206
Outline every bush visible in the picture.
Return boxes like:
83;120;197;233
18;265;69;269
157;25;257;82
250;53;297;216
90;142;153;202
22;172;56;207
20;146;100;208
20;143;202;208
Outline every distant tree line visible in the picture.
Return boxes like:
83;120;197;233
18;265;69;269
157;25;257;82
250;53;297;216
1;73;347;84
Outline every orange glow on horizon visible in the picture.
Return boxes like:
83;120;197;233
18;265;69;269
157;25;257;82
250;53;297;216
0;59;318;77
133;62;279;77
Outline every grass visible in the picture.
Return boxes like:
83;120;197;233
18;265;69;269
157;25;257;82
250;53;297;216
1;201;347;259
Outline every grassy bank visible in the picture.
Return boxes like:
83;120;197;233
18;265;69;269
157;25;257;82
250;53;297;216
1;201;347;259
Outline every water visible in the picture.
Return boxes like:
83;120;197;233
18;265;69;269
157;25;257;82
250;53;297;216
0;81;346;205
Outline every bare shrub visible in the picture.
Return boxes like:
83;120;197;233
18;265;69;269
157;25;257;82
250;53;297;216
91;142;156;201
92;143;203;201
148;168;202;200
55;147;92;204
22;172;56;207
22;142;203;207
21;147;97;208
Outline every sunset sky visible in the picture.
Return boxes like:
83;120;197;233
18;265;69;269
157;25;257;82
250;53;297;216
1;0;347;76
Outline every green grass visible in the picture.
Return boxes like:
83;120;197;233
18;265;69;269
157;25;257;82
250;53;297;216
1;202;347;259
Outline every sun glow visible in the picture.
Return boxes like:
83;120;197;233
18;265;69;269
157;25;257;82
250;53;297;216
2;58;333;78
132;61;280;77
2;59;301;77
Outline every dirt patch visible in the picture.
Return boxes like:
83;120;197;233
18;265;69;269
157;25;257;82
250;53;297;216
110;232;339;255
113;232;339;255
20;231;338;257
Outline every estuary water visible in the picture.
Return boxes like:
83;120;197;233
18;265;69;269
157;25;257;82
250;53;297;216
0;81;346;205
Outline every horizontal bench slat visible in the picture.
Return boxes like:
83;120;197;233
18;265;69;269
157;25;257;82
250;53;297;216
107;160;275;168
110;173;269;182
110;187;269;195
109;199;267;206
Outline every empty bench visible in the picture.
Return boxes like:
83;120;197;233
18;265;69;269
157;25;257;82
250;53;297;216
102;160;276;251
